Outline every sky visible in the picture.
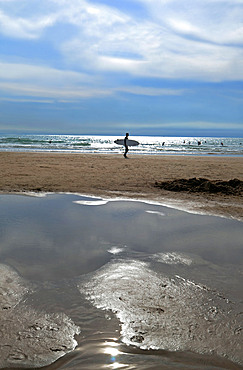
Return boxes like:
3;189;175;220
0;0;243;136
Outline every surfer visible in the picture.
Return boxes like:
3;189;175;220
114;135;138;156
124;132;129;158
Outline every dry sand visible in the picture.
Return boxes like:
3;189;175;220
0;152;242;221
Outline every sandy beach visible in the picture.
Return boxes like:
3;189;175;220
1;153;243;369
0;152;242;221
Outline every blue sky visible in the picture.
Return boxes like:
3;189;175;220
0;0;243;136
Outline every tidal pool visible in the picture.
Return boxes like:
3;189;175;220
0;193;242;369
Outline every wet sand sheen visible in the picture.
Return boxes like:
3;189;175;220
0;152;242;220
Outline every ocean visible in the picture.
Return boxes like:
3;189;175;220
0;134;243;156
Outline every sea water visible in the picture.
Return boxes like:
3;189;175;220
0;134;243;156
0;193;242;369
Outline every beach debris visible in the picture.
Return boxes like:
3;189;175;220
0;264;80;369
155;178;243;195
79;259;243;366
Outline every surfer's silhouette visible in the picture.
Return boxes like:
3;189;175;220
124;133;129;158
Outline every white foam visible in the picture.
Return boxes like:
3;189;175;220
146;210;165;216
74;199;109;206
17;191;49;197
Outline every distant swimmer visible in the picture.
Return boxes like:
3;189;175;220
198;141;201;146
124;132;129;158
49;140;52;144
221;142;224;146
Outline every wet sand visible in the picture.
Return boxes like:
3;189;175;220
0;152;242;220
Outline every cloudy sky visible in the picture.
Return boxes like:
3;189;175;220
0;0;243;136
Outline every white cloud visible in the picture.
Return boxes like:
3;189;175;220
0;0;242;83
125;120;242;130
97;56;147;74
117;86;185;96
0;62;110;100
59;0;243;81
141;0;243;45
0;9;58;39
0;97;54;103
167;18;201;36
0;81;112;100
0;62;91;83
0;60;186;100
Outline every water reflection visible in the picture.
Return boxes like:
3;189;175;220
0;193;242;369
102;340;124;369
1;194;242;280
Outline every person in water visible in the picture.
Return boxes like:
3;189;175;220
124;132;129;158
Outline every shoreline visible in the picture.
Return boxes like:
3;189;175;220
1;152;242;221
1;149;243;157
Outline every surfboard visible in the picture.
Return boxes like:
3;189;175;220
114;139;139;147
